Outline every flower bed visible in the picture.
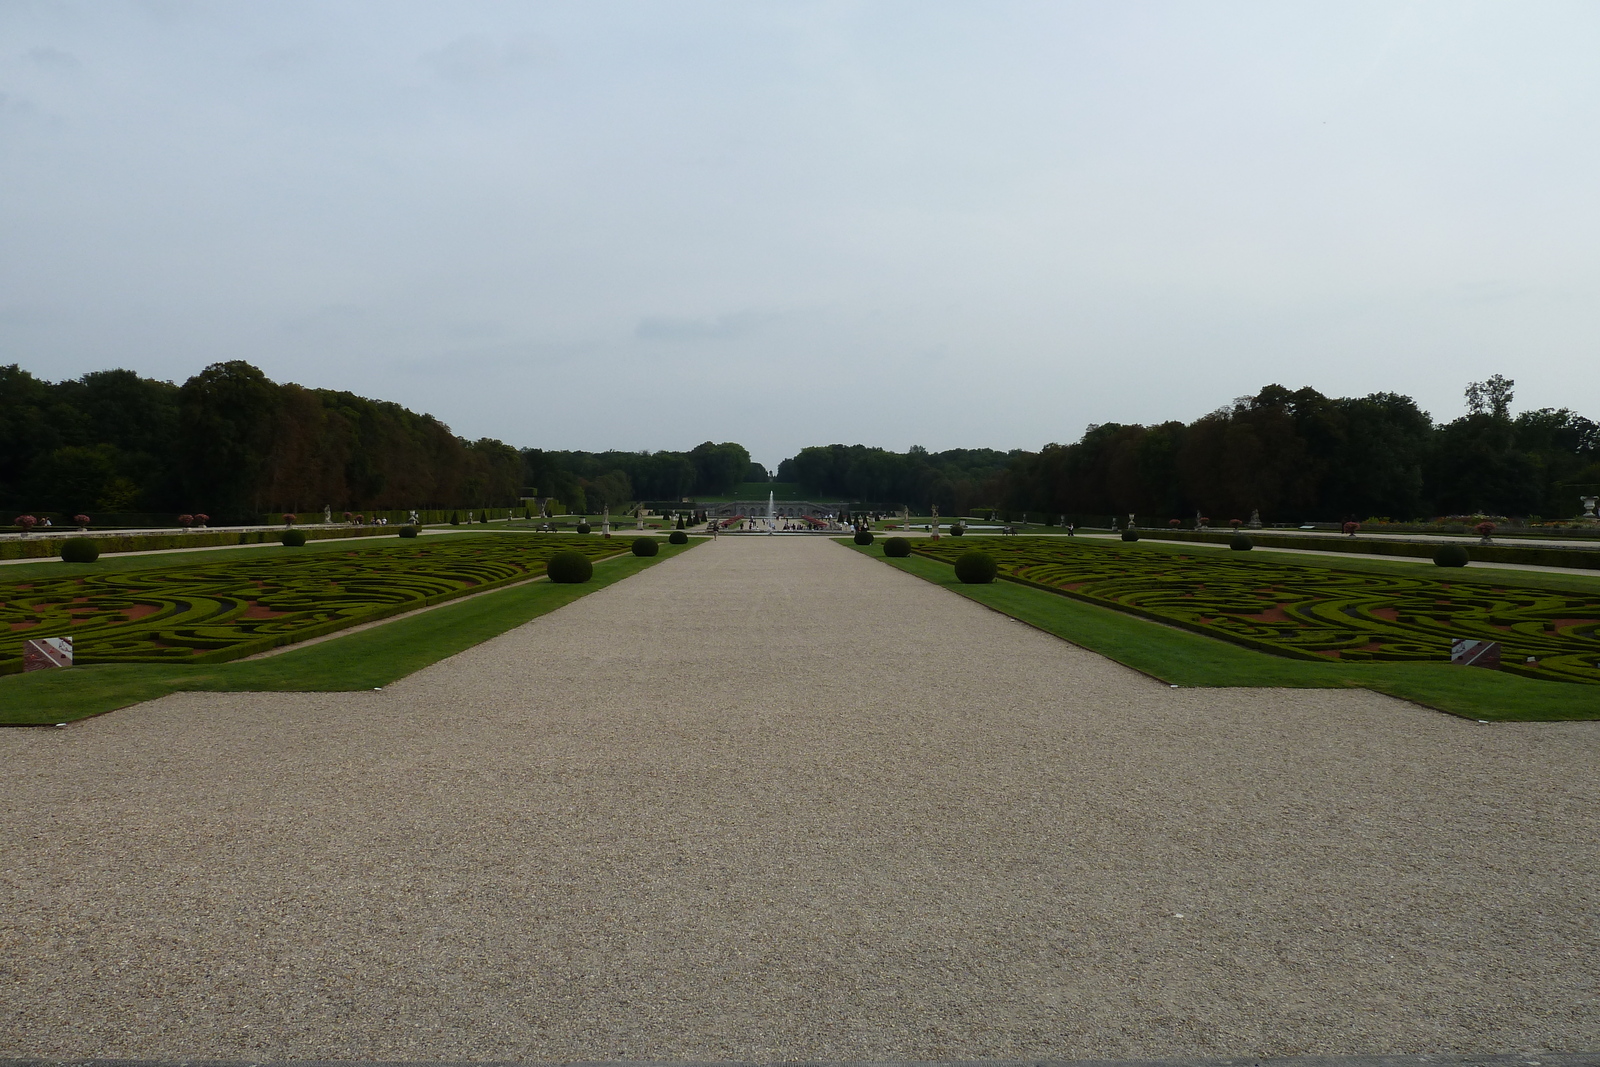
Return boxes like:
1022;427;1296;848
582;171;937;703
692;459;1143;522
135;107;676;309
0;536;625;673
911;537;1600;685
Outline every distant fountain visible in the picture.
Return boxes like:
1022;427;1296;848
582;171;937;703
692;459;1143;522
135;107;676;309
768;490;776;534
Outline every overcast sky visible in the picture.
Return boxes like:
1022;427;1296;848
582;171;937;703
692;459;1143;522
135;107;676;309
3;2;1597;467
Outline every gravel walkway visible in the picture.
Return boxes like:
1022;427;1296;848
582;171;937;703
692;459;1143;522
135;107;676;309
2;536;1596;1060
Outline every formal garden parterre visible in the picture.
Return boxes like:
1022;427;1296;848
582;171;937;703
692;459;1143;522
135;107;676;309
0;535;627;673
912;537;1600;686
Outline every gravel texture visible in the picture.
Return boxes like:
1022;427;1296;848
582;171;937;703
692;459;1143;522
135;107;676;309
1;536;1596;1061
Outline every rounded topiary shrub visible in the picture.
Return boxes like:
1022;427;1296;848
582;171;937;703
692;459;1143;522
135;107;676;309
398;525;419;538
281;529;307;547
1121;529;1140;542
949;524;965;537
575;522;592;535
60;537;99;564
853;530;874;545
1434;544;1470;568
632;536;659;557
668;530;688;544
954;550;998;584
1230;534;1253;551
883;536;911;558
546;551;593;583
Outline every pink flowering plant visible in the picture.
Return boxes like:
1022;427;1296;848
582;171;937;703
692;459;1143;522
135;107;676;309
14;515;38;534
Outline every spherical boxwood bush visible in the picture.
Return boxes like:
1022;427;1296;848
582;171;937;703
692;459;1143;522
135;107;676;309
1230;534;1253;551
631;536;659;557
949;524;965;537
853;529;874;545
281;529;307;547
668;530;688;545
546;551;593;583
575;522;592;535
398;525;420;538
883;536;911;558
1121;529;1140;542
60;537;99;563
1434;544;1470;568
954;550;998;584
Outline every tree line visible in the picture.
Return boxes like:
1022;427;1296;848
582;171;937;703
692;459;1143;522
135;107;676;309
776;378;1597;522
5;362;1594;524
1;361;522;521
1;360;759;521
523;442;753;515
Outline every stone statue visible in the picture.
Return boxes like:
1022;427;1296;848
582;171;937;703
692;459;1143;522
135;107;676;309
323;505;332;524
1128;512;1136;530
931;503;940;540
1248;508;1262;529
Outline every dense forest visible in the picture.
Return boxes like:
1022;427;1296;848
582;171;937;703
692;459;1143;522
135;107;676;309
0;360;756;520
1;361;523;520
5;363;1595;524
778;445;1016;515
776;377;1595;522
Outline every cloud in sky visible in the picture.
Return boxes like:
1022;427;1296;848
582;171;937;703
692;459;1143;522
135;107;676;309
1;0;1597;466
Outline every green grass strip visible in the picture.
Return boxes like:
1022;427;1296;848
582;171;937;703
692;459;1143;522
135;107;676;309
848;542;1600;722
1;540;696;725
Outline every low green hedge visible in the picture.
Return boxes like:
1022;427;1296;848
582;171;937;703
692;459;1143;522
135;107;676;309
1132;529;1600;571
0;525;395;561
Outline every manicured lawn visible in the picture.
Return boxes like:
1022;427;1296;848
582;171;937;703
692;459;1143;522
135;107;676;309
848;540;1600;721
1;538;698;725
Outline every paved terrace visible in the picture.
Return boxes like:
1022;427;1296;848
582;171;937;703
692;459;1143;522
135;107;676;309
1;537;1596;1060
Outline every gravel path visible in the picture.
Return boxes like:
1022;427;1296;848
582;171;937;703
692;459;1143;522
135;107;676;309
2;536;1596;1060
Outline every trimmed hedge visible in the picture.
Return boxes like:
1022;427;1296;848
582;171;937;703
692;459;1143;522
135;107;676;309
884;536;912;558
281;530;307;547
1230;534;1253;551
0;525;398;561
1133;528;1600;571
954;550;998;584
60;538;99;564
546;551;594;583
398;525;420;538
1434;544;1470;568
854;530;875;546
632;537;659;557
576;522;592;535
1121;530;1140;542
949;525;965;537
668;530;688;545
